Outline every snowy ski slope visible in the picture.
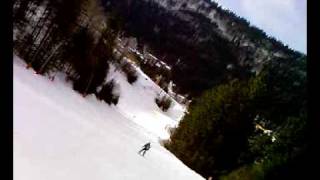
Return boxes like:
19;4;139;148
13;55;204;180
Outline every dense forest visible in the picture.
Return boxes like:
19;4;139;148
102;0;304;97
13;0;308;179
164;56;307;179
103;0;249;96
13;0;125;101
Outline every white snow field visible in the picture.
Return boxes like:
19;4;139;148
107;62;185;140
13;55;204;180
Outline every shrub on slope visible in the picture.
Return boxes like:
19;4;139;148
96;80;119;105
155;94;172;112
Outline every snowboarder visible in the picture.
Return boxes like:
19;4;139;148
138;142;151;156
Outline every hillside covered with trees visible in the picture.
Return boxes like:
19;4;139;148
13;0;307;179
164;56;307;179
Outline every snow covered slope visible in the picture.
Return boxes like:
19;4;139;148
107;62;185;140
13;56;204;180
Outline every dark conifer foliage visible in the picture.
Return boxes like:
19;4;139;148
13;0;118;99
165;57;307;179
155;95;172;112
96;80;119;105
120;62;138;84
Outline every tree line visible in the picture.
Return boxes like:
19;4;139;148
164;56;307;180
13;0;120;97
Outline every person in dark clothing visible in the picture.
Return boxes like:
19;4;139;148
138;142;151;156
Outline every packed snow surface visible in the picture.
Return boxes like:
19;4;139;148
107;62;184;140
14;55;204;180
